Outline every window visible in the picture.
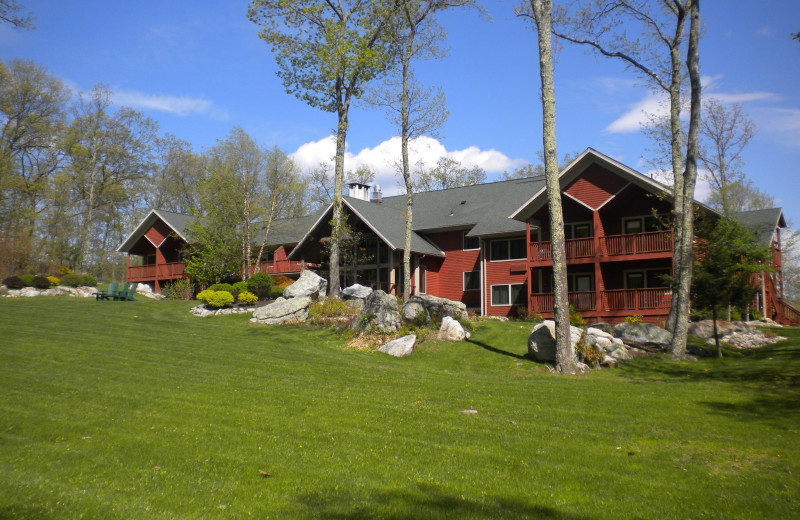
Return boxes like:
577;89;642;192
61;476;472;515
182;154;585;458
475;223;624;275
491;283;527;306
564;222;592;239
625;268;670;289
567;273;593;292
463;231;479;251
418;265;426;294
145;254;156;265
623;215;662;234
490;238;526;261
463;270;480;291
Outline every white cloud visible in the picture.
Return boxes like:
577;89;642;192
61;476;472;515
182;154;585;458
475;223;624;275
112;89;226;118
290;135;525;195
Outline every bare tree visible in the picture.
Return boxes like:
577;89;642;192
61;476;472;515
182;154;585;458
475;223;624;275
518;0;580;373
0;0;33;29
415;156;485;191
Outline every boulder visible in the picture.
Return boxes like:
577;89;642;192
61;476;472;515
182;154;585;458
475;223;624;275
135;283;166;300
351;290;402;333
250;296;312;325
283;270;327;300
401;295;468;325
437;316;469;342
611;322;672;351
527;320;583;362
74;286;98;298
379;334;417;357
20;287;40;297
687;320;754;339
342;283;372;300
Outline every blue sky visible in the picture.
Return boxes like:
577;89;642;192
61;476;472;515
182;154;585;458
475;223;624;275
2;1;798;222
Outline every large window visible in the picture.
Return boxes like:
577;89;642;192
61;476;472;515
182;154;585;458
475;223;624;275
623;215;661;234
567;273;593;292
625;268;670;289
491;283;527;306
564;222;592;239
463;270;480;291
463;231;480;251
490;238;526;261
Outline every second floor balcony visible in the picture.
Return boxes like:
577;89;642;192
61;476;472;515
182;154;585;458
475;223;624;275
529;230;673;266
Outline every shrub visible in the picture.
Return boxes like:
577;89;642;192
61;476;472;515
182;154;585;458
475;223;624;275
60;274;84;287
47;276;60;287
308;298;359;326
237;291;258;305
57;265;73;276
750;310;762;321
271;274;294;289
568;305;586;327
624;314;643;325
206;290;234;309
246;272;273;300
233;281;248;293
208;283;234;293
81;275;97;287
576;337;604;367
196;289;215;303
32;275;51;289
19;274;34;287
163;278;195;300
2;276;25;289
512;306;543;322
731;310;742;321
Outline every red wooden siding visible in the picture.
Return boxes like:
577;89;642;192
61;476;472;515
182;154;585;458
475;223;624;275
144;219;173;246
485;256;528;317
564;164;629;209
424;230;480;306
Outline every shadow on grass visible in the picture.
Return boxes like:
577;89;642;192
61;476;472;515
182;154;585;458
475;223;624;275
293;483;600;520
466;339;527;361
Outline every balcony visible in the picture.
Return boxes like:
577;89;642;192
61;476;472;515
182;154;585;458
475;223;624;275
529;288;671;314
250;260;318;276
126;262;185;282
528;230;673;266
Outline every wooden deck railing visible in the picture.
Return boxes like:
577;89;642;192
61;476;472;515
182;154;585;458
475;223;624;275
529;237;594;262
250;260;318;275
602;230;672;256
529;288;671;313
126;262;185;281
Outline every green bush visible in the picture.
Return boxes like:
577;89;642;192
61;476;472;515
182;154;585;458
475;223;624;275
208;283;234;292
206;290;234;309
163;278;195;300
233;281;248;293
731;310;742;321
624;314;644;324
2;276;25;289
196;289;215;303
60;274;83;287
246;272;273;300
568;305;586;327
19;274;34;287
32;275;51;289
750;310;762;321
237;291;258;305
81;275;97;287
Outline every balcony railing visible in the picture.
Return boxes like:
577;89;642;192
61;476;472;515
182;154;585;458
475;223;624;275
602;230;672;256
529;288;671;313
529;237;595;262
126;262;185;281
250;260;318;275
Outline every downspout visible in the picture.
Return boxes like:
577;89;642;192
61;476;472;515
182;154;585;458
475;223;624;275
480;238;486;316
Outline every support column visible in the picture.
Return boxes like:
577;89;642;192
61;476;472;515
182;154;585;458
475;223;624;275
593;211;604;315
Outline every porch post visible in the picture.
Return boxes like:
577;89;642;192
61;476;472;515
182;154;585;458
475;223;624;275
593;211;603;314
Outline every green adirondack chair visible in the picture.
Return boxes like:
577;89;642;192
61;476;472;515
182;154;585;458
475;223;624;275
117;283;137;301
96;282;120;301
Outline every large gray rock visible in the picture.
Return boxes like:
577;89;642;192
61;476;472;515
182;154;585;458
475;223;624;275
611;322;672;351
687;320;754;339
283;270;327;300
342;283;372;300
378;334;417;357
351;290;402;333
135;283;166;300
401;295;468;325
250;296;312;325
437;316;469;342
527;320;583;362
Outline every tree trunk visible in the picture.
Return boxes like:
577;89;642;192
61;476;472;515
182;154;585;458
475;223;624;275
401;25;414;302
329;86;351;299
531;0;578;373
712;305;722;358
669;0;701;360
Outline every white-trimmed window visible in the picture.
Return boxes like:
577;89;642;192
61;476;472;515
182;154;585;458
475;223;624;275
564;222;592;239
463;231;480;251
624;268;670;289
418;265;427;294
463;270;480;291
489;238;526;261
623;215;662;234
491;283;527;306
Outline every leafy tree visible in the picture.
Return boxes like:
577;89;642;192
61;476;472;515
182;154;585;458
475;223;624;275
345;164;376;186
306;162;335;208
517;0;579;373
147;133;204;215
553;0;702;359
502;151;579;180
248;0;399;298
0;0;33;29
415;156;485;191
692;215;770;357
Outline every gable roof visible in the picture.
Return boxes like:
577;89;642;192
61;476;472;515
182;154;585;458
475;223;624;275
734;208;787;248
117;209;193;253
508;147;673;221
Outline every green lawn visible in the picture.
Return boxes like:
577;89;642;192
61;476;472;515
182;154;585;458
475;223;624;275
0;296;798;519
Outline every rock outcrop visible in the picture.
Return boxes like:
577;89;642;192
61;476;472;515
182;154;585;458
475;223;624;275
351;290;402;333
283;270;327;300
401;295;468;325
250;296;313;325
611;322;672;351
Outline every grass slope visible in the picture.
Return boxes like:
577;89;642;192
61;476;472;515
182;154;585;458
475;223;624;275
0;297;798;519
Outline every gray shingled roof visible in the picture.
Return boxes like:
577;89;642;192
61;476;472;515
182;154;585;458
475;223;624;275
734;208;786;248
117;209;194;252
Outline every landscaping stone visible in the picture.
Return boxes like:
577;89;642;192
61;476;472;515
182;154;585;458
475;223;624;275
527;320;583;363
611;322;672;351
283;270;327;300
136;283;166;300
378;334;417;357
437;316;469;341
351;290;401;333
20;287;40;297
687;320;753;339
191;304;256;317
4;285;98;298
250;296;313;325
342;283;372;300
401;295;468;326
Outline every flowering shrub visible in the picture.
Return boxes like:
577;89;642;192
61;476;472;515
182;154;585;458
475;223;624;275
206;290;234;308
237;290;258;305
57;265;73;276
47;276;60;287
